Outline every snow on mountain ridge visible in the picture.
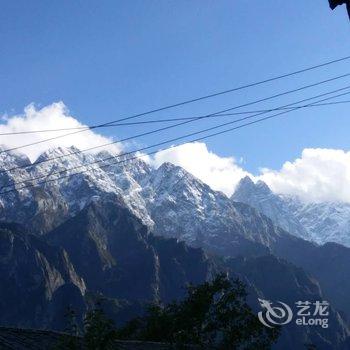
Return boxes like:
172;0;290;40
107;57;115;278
232;176;310;240
0;146;154;232
281;194;350;247
2;146;349;249
140;162;283;252
0;147;285;254
232;176;350;247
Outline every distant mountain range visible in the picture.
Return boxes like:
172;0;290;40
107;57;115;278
232;176;350;247
1;146;350;349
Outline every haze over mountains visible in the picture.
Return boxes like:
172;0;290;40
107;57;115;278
1;146;350;349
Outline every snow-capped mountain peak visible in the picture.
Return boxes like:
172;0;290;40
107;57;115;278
232;177;310;240
2;146;350;249
232;177;350;247
0;146;31;168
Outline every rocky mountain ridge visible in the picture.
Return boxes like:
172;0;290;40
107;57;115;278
2;146;350;349
232;176;350;247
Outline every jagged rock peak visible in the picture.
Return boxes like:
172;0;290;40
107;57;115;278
255;180;273;194
156;161;183;173
0;145;32;166
237;175;255;187
153;162;208;188
34;146;82;162
231;176;274;202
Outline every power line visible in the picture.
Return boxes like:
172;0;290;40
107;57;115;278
0;94;344;195
1;99;349;136
2;89;349;192
1;83;350;176
1;55;350;137
310;100;350;106
1;72;350;156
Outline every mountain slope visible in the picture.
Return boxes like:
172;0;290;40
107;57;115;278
0;147;154;234
2;199;350;349
232;176;350;247
47;194;213;303
141;162;284;256
232;176;310;240
2;147;350;349
283;196;350;247
0;222;85;329
272;234;350;319
227;255;350;350
139;164;350;324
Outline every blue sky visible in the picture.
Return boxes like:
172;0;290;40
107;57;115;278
0;0;349;174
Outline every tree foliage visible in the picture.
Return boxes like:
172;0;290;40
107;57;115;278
54;307;81;350
55;275;280;349
117;274;280;349
55;302;118;350
83;302;118;350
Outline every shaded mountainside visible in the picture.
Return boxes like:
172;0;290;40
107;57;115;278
272;234;350;319
1;198;350;349
47;194;212;304
0;222;85;329
0;196;214;332
1;147;350;349
226;255;350;350
230;177;350;321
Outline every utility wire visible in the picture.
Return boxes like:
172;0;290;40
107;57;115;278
1;84;350;176
1;55;350;137
2;89;349;193
1;99;349;135
1;72;350;156
0;93;346;195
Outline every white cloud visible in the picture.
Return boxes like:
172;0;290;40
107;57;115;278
260;148;350;203
150;144;350;203
0;102;121;161
149;142;250;196
2;102;349;203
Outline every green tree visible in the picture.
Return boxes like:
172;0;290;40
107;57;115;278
117;274;280;349
54;306;81;350
83;301;118;350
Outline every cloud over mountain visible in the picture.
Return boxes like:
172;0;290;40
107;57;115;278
150;144;350;203
2;102;350;203
260;148;350;203
0;102;121;161
149;142;250;196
